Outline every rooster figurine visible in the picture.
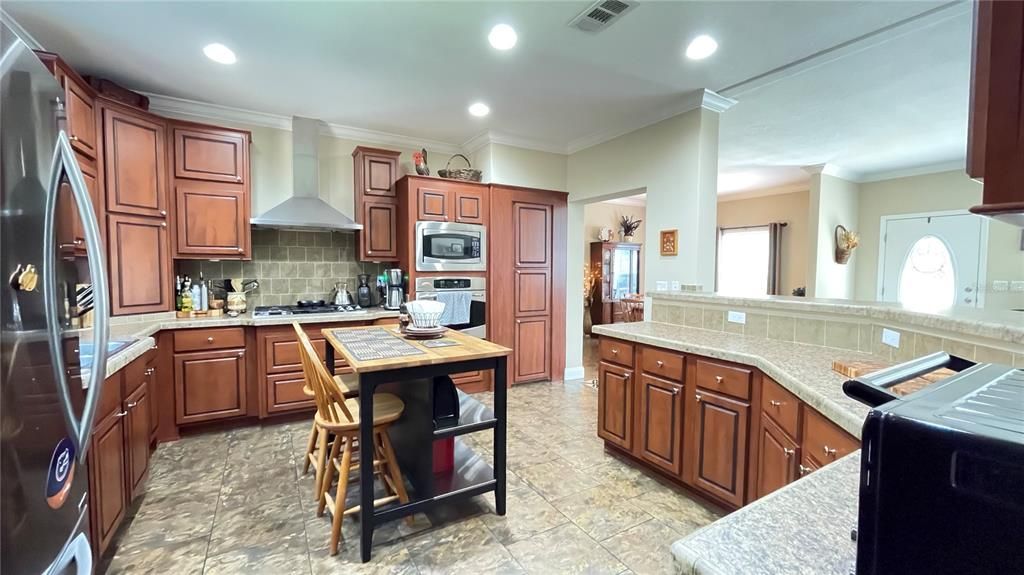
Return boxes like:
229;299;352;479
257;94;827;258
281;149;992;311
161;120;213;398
413;148;430;176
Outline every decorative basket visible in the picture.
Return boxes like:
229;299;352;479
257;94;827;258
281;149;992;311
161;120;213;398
407;299;446;328
834;225;854;264
438;154;482;182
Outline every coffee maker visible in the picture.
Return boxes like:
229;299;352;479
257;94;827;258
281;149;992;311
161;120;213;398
384;268;404;310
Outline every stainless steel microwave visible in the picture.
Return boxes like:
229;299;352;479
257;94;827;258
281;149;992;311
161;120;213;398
415;221;486;272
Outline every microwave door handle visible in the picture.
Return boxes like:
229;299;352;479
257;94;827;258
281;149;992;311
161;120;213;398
43;129;110;463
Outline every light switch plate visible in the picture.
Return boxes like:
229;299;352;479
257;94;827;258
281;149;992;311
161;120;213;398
670;281;681;291
993;280;1009;292
881;328;901;348
727;311;746;324
1011;281;1024;293
656;281;668;291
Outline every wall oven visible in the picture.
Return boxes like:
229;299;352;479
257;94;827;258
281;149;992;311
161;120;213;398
415;221;486;272
414;276;486;338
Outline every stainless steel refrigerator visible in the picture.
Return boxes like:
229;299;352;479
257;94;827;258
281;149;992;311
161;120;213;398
1;17;110;574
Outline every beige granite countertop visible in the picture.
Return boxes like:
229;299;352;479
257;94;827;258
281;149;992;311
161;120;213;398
99;309;398;380
648;291;1024;345
592;321;871;436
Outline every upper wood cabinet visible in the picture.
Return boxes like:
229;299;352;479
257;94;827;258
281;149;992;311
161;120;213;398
412;180;489;224
174;181;249;258
513;202;552;267
102;103;168;219
173;126;247;184
58;69;99;159
968;0;1024;224
417;185;450;221
107;213;172;315
453;187;486;224
354;147;401;262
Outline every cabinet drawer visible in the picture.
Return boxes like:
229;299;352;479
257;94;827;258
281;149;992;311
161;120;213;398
641;347;684;382
762;377;800;439
600;338;634;367
174;328;245;352
694;358;751;400
802;409;858;466
265;373;315;414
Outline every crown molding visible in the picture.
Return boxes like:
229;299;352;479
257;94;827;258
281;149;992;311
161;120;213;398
2;10;44;50
142;92;463;154
801;163;826;175
462;130;568;156
717;182;809;202
566;89;736;154
855;159;965;183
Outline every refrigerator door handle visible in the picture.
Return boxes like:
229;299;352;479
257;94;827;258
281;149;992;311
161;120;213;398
42;128;110;463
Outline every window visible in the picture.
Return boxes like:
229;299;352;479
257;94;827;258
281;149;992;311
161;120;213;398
717;226;770;296
897;235;956;311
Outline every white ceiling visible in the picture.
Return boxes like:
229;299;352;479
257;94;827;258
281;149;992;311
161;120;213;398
6;0;950;161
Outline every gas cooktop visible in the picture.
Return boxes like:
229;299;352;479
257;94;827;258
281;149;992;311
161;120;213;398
253;301;367;317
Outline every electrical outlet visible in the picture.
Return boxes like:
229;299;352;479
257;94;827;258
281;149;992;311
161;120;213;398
656;281;668;291
993;280;1009;292
881;328;901;349
727;311;746;324
670;281;681;291
1011;281;1024;293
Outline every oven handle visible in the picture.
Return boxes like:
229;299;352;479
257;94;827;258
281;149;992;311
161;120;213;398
842;351;974;408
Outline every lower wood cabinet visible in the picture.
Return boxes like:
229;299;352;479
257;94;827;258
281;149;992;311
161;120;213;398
174;348;247;424
124;381;151;497
685;387;750;508
513;317;551;383
89;400;127;555
597;360;634;450
638;373;685;477
756;414;799;499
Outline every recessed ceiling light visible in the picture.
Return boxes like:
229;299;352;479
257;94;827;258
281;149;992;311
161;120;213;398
488;24;517;50
685;35;718;60
203;43;237;64
468;102;490;117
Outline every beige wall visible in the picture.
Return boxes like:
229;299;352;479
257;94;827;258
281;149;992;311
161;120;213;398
855;170;1024;309
488;143;567;192
717;190;809;296
808;173;860;299
583;202;646;253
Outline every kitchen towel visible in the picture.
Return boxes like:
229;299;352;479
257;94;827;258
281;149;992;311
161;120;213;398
436;291;472;326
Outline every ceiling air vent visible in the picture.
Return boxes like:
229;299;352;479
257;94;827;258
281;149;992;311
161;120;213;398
569;0;636;33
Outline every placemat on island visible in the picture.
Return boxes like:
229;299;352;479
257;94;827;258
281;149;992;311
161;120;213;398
421;338;460;348
331;328;426;361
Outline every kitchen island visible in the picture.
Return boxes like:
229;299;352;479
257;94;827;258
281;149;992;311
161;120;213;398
322;325;511;562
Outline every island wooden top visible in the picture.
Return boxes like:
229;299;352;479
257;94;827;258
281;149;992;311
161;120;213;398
322;325;512;374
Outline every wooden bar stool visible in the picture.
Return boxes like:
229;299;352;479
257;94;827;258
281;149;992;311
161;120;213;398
296;328;410;555
295;323;358;501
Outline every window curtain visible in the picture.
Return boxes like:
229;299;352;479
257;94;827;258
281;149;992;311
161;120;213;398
766;222;787;295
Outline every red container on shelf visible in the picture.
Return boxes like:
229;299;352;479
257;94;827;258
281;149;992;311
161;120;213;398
433;437;454;474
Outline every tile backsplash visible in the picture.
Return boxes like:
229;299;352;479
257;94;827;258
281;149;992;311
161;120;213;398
176;229;388;308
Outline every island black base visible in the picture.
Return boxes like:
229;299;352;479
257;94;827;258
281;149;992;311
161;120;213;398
324;347;507;563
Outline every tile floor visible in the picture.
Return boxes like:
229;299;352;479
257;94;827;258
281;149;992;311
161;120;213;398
103;347;723;575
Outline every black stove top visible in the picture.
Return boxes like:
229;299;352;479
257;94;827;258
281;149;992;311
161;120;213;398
253;301;367;316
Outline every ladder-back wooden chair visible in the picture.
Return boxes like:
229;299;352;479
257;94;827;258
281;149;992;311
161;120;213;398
295;326;410;555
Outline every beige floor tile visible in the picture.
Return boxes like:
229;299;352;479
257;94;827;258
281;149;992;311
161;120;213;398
553;485;653;541
506;522;625;575
600;519;682;575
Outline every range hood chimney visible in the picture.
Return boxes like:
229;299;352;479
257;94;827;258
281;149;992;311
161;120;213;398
250;116;362;231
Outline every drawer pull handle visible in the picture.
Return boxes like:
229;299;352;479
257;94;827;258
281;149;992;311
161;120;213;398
69;135;80;142
235;176;242;182
769;400;782;407
715;375;723;383
207;337;215;343
115;410;128;418
799;464;812;476
695;393;702;402
670;387;680;396
783;448;795;457
611;349;618;354
160;210;167;217
656;360;664;367
161;222;167;228
237;351;245;358
823;445;837;457
126;401;138;409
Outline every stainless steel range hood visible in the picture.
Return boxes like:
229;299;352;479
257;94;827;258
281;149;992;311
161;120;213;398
250;116;362;231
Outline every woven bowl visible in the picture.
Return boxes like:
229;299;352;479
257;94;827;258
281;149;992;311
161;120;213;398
407;299;446;328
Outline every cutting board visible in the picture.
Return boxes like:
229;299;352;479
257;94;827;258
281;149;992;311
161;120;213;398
832;359;957;397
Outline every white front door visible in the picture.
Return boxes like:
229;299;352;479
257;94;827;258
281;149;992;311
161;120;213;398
878;211;987;310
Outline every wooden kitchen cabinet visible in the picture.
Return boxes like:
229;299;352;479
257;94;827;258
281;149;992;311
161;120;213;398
453;187;487;224
598;360;634;450
256;323;356;417
513;316;551;383
685;387;750;508
174;181;249;258
107;213;172;315
409;179;488;224
354;147;401;261
124;380;151;500
638;373;685;477
37;52;99;160
801;408;858;470
756;414;799;499
174;347;247;424
173;126;247;184
102;103;168;218
89;406;127;556
968;0;1024;224
416;185;450;221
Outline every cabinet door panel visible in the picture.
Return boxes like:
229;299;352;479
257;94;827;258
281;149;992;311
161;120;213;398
454;188;486;224
174;127;246;184
265;373;315;414
104;107;167;217
687;389;749;507
362;200;398;259
756;415;798;500
639;374;684;477
125;382;151;500
513;316;550;383
514;269;550;316
90;416;126;554
62;72;98;158
174;349;247;424
174;182;247;257
417;187;449;221
364;156;397;198
107;213;172;315
513;202;552;267
598;361;633;450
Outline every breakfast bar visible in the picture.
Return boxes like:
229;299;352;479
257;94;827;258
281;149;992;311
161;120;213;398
322;326;511;562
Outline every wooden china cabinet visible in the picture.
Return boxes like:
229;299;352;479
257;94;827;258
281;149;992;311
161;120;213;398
589;241;642;326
